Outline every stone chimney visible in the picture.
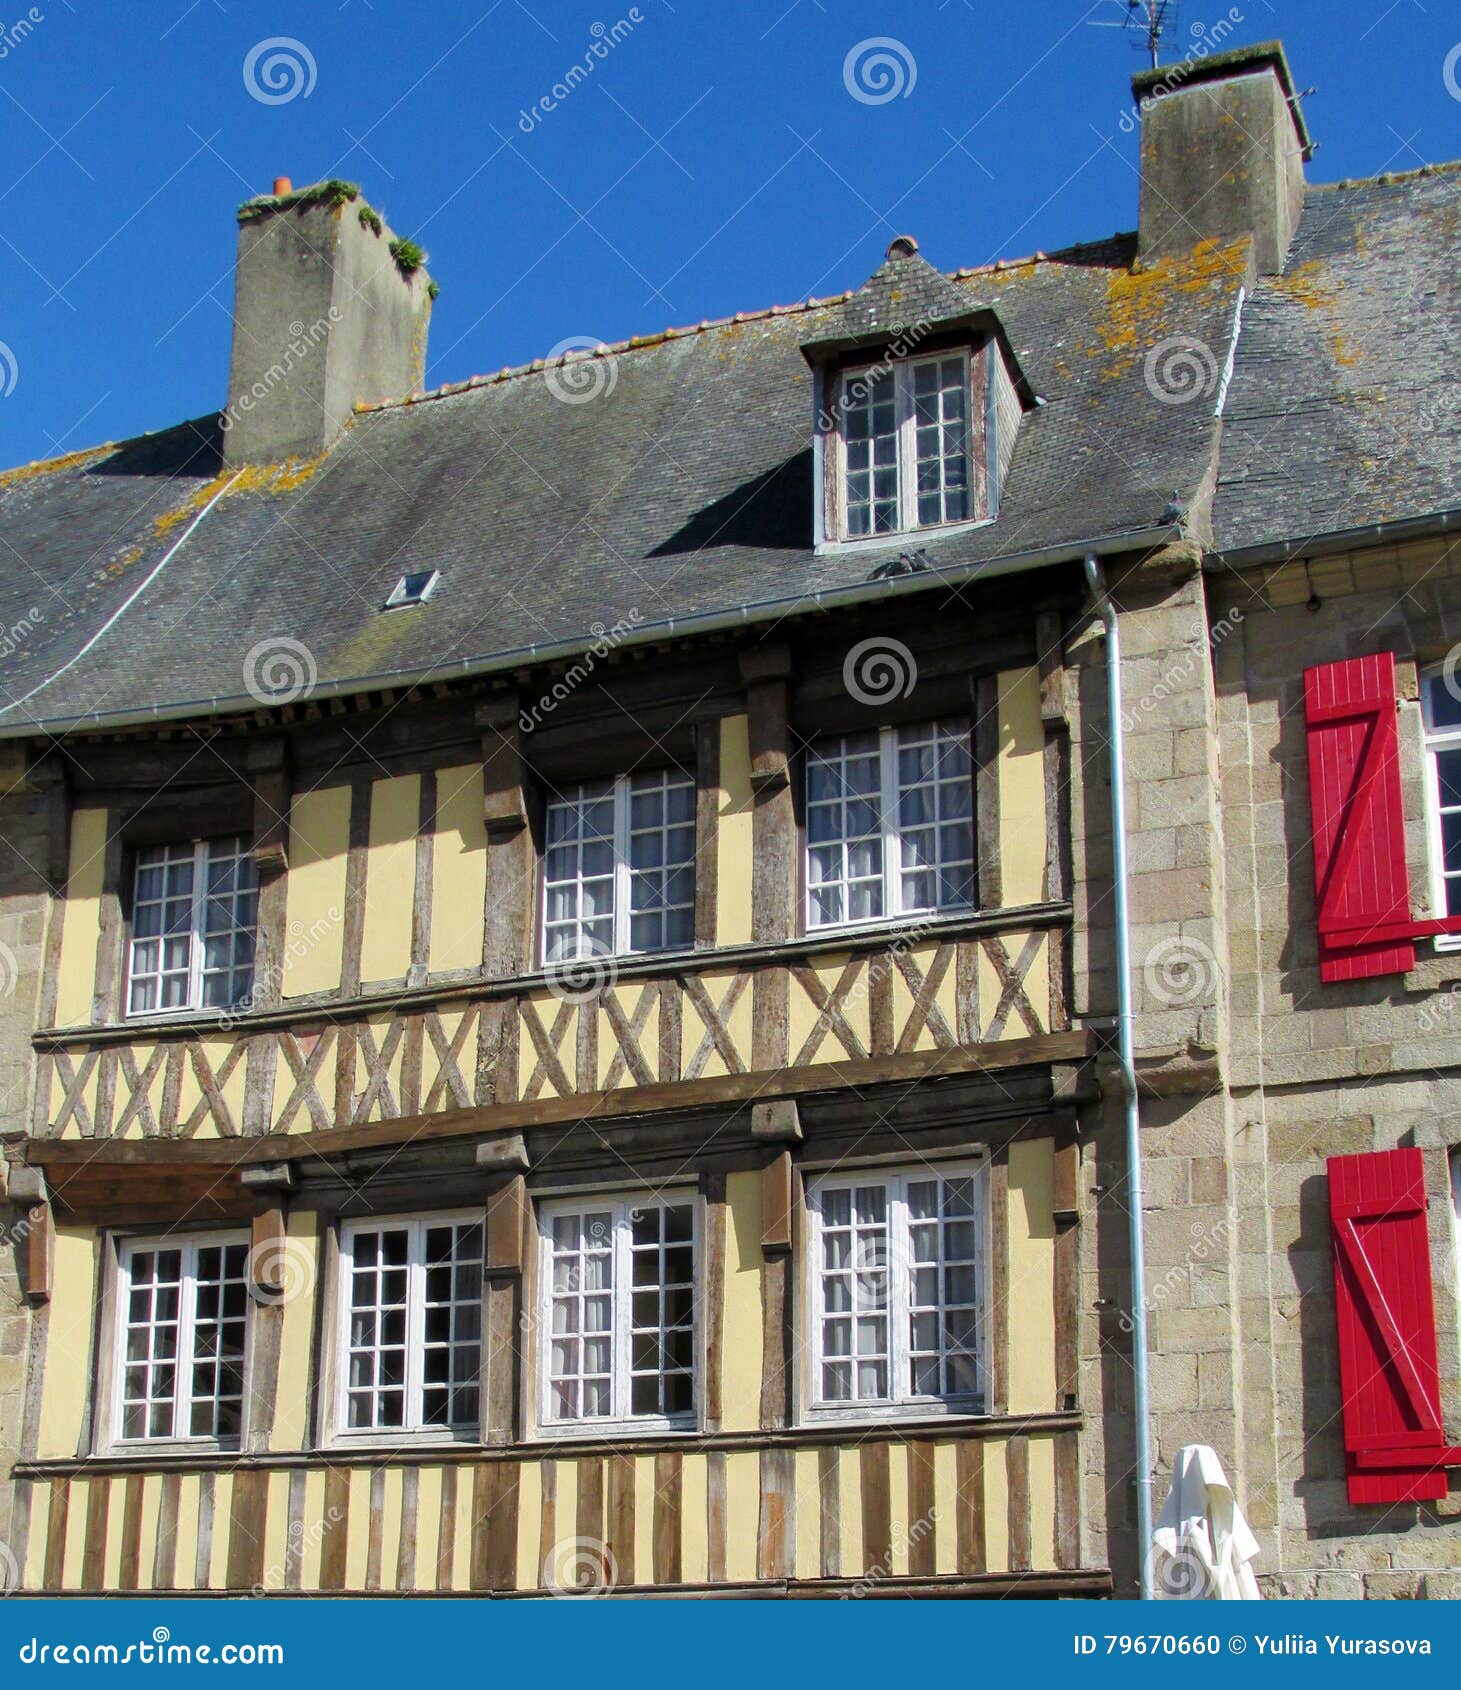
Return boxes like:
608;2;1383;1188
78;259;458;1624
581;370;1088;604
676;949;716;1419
1134;40;1312;276
222;179;433;466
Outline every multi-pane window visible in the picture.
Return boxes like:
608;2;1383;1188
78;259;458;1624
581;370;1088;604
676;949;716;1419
1422;670;1461;942
115;1233;249;1443
542;769;695;964
540;1194;696;1430
805;719;974;928
807;1163;985;1413
127;836;258;1016
339;1216;483;1436
836;353;972;539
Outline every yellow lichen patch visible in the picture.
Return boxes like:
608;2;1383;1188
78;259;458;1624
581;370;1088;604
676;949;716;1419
1084;237;1250;381
1270;258;1361;369
149;453;330;539
0;442;114;491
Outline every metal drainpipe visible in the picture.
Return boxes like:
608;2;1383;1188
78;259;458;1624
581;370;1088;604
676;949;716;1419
1083;552;1155;1599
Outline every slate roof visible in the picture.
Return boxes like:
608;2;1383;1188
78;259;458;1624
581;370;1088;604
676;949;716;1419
1214;164;1461;553
0;161;1455;737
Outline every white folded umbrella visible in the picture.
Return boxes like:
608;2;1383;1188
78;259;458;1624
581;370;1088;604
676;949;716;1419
1149;1444;1262;1599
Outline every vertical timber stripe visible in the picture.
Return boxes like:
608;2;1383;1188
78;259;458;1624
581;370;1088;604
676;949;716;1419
320;1467;349;1590
537;1459;557;1592
907;1442;937;1577
1054;1429;1081;1570
470;1461;521;1592
396;1467;420;1592
955;1439;986;1574
152;1473;179;1591
227;1468;268;1591
652;1451;682;1585
1007;1436;1032;1572
193;1473;214;1590
974;674;1002;909
577;1457;605;1584
606;1452;635;1587
817;1445;840;1577
703;1170;726;1431
989;1153;1010;1413
364;1467;387;1590
44;1479;68;1591
860;1443;892;1577
284;1470;306;1590
705;1449;728;1581
436;1465;457;1591
757;1447;795;1580
81;1474;108;1589
410;769;436;988
339;776;371;998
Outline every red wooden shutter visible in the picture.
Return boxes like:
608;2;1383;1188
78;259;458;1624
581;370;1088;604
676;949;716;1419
1304;654;1415;981
1328;1148;1461;1504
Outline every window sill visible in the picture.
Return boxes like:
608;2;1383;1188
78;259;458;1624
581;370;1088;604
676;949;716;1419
814;514;994;558
532;1416;698;1443
96;1438;241;1460
805;906;975;943
800;1399;985;1428
325;1429;482;1452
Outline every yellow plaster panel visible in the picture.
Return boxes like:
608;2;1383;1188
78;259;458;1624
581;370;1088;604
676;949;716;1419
172;1474;200;1592
515;1460;542;1593
716;714;754;948
23;1484;49;1589
413;1466;443;1593
207;1472;233;1590
298;1468;326;1591
360;774;420;985
547;1457;578;1590
837;1447;863;1578
997;666;1047;908
430;762;487;974
282;787;349;997
1029;1434;1057;1571
55;808;108;1028
345;1468;372;1590
633;1455;655;1588
35;1226;97;1458
267;1212;320;1451
984;1437;1009;1572
103;1481;124;1589
137;1474;162;1593
1007;1137;1057;1413
794;1447;821;1580
720;1172;764;1434
61;1478;89;1589
261;1471;291;1592
888;1441;910;1577
723;1450;759;1583
680;1453;708;1586
932;1442;959;1575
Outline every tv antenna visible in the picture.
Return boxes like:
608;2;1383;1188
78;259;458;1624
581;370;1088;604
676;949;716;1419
1087;0;1180;70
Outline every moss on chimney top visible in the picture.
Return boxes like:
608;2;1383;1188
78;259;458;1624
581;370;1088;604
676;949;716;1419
237;178;361;223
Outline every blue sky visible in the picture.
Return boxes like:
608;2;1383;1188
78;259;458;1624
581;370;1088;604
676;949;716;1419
0;0;1456;470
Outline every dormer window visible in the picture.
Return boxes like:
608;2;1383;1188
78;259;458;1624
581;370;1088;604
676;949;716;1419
837;352;972;538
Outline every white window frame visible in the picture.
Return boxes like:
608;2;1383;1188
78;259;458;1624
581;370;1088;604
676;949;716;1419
803;719;975;934
333;1211;484;1444
801;1157;988;1425
1451;1148;1461;1361
540;768;697;965
534;1188;700;1440
830;349;975;543
125;835;258;1019
1420;668;1461;951
109;1229;252;1450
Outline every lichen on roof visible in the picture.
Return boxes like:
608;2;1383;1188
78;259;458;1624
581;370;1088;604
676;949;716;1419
150;454;330;539
0;442;115;492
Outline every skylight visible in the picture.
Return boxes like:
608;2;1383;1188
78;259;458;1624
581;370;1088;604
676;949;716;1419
383;569;440;610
